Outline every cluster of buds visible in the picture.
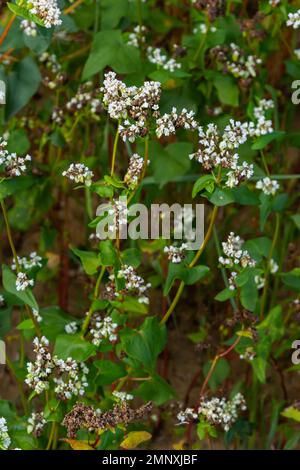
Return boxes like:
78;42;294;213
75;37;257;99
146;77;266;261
124;153;144;188
117;265;151;304
20;20;37;37
28;0;62;29
16;272;35;291
101;72;161;142
251;99;274;137
27;412;46;437
164;243;188;263
190;120;254;188
147;47;181;72
112;391;133;403
127;25;147;48
191;0;226;22
25;336;89;400
177;393;246;432
0;417;10;450
65;82;102;117
287;10;300;29
39;52;64;89
65;321;78;335
12;252;42;272
198;394;247;432
219;232;256;268
0;137;32;177
211;43;262;85
156;107;198;138
89;314;118;346
256;177;280;196
62;163;94;186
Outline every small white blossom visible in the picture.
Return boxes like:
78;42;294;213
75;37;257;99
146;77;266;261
256;177;279;196
16;272;34;291
20;20;37;37
62;163;93;186
219;232;256;268
164;243;188;263
90;315;118;346
124;153;144;188
147;46;181;72
27;412;46;437
117;265;151;304
112;391;133;402
12;252;42;271
0;417;11;450
28;0;62;28
198;393;247;432
65;322;78;335
287;10;300;29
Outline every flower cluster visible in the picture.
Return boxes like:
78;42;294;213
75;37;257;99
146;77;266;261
164;243;188;263
156;107;198;138
256;177;280;196
192;0;226;22
20;20;37;37
62;163;94;186
101;72;161;142
32;308;42;323
65;82;102;117
219;232;256;268
12;252;42;271
193;23;217;35
112;391;133;402
90;315;118;346
16;272;35;291
39;52;64;89
25;336;89;400
0;294;5;306
53;358;89;400
190;120;254;187
147;47;181;72
127;25;147;47
0;417;10;450
287;10;300;29
117;265;151;304
252;99;274;137
198;394;247;431
0;137;32;177
28;0;62;28
27;412;46;437
124;153;144;188
212;43;262;82
65;321;78;335
177;407;198;425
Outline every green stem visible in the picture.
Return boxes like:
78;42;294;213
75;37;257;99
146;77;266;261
110;123;120;176
260;213;280;320
82;265;106;335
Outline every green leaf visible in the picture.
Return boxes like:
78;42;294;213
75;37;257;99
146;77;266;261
251;132;285;151
100;0;129;29
291;214;300;230
2;265;38;311
5;57;41;119
16;318;34;330
94;359;127;385
71;247;101;275
121;248;141;268
134;374;176;405
121;431;152;449
164;264;209;295
203;358;230;392
120;317;166;372
99;240;117;266
209;188;235;206
215;287;236;302
0;176;36;201
82;30;141;79
192;175;215;198
151;141;192;188
40;306;77;341
7;3;45;27
54;334;96;361
240;275;258;312
281;407;300;423
214;74;239;107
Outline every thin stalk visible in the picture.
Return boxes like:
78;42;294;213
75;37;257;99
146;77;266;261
0;14;16;48
82;265;106;335
110;123;120;176
260;213;280;320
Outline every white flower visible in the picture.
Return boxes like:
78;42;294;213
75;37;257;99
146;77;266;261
156;107;198;138
0;137;32;176
117;265;151;302
219;232;256;268
90;315;118;346
147;46;181;72
256;177;279;196
124;153;144;188
164;243;188;263
28;0;62;28
20;20;37;37
112;391;133;402
295;49;300;60
62;163;93;186
16;272;34;291
177;408;198;424
12;252;42;271
198;393;247;432
255;274;265;290
0;417;11;450
287;10;300;29
269;258;279;274
64;322;78;335
27;412;46;436
32;309;42;323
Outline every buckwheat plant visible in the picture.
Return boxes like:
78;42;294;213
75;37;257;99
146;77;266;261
0;0;299;452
